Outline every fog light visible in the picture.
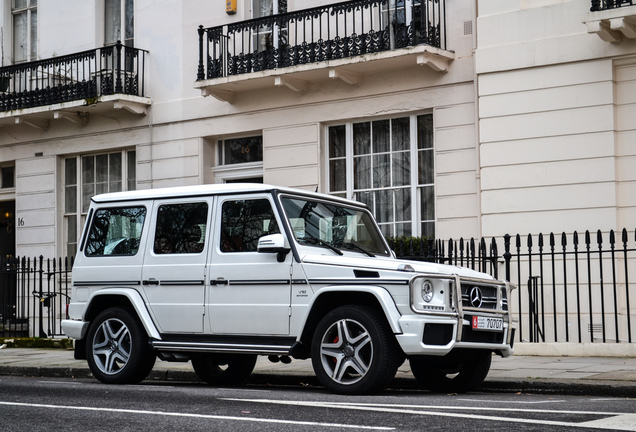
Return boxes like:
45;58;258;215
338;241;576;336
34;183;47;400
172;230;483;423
421;280;434;303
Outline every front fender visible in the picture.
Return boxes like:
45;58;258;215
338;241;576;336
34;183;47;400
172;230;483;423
84;288;161;340
300;285;403;335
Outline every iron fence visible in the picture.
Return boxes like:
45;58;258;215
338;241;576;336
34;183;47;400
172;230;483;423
197;0;446;80
392;229;636;344
0;256;73;338
3;228;634;345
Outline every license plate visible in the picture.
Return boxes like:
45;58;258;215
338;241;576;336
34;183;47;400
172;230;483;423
471;316;504;332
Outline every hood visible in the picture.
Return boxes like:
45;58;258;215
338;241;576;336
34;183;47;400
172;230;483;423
300;253;496;281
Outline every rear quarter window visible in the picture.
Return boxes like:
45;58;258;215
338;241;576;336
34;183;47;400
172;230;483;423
85;206;146;256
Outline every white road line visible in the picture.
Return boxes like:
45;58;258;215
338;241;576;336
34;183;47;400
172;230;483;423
457;398;566;404
0;401;394;430
224;399;636;431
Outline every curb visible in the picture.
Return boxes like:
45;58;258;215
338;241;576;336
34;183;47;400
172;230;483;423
0;338;74;350
1;364;635;397
481;379;636;398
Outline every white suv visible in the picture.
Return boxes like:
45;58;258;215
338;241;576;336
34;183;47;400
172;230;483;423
62;184;515;394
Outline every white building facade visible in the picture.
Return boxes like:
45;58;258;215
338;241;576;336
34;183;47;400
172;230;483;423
476;0;636;238
0;0;633;262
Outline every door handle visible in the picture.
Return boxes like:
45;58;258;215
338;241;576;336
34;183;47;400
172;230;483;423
143;278;159;286
211;278;228;286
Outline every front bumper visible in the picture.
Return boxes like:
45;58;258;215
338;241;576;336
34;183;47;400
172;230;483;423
397;274;516;357
395;313;515;357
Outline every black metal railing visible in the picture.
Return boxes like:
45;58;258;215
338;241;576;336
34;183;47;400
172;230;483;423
591;0;635;11
0;256;73;338
4;227;634;345
0;41;147;113
392;229;636;345
197;0;446;80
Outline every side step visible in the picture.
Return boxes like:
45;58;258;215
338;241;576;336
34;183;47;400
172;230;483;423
150;340;294;356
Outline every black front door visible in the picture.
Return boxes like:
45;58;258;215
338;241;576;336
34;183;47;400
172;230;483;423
0;201;15;261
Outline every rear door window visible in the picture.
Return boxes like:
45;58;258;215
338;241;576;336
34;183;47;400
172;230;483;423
153;202;208;254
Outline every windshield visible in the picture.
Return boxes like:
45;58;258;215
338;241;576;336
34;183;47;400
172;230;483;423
281;196;390;257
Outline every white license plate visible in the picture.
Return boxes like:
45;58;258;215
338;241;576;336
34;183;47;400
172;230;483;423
471;316;504;332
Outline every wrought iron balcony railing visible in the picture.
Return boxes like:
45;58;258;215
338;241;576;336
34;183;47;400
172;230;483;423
197;0;446;81
591;0;635;11
0;41;147;113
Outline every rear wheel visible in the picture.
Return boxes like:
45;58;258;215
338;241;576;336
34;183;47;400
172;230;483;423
86;307;156;384
191;353;257;385
311;305;402;395
410;350;492;393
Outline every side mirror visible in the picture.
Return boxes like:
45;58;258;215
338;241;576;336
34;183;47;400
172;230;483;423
257;233;291;262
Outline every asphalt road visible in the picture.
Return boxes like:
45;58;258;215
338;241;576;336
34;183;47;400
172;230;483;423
1;375;635;431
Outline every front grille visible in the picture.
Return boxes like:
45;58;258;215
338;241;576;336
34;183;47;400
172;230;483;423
461;283;507;311
422;323;454;346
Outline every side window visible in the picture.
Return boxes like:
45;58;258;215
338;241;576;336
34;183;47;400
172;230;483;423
153;202;208;254
220;199;279;252
85;207;146;256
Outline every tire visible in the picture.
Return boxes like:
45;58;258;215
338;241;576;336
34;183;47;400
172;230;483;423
85;307;156;384
410;350;492;393
311;305;402;395
191;354;257;385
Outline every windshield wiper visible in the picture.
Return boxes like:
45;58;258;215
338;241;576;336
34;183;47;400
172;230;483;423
301;236;343;256
340;241;375;257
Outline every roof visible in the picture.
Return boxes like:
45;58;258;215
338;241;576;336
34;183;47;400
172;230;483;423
90;183;362;207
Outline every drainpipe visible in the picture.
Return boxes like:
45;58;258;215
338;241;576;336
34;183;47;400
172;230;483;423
473;0;483;239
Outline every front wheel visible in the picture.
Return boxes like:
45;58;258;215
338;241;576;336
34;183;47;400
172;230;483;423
191;354;257;385
410;350;492;393
85;307;156;384
311;305;402;395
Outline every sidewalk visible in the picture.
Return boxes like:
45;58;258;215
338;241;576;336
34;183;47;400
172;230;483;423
1;346;635;396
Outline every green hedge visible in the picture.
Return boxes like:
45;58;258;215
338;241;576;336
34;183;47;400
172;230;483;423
386;236;434;259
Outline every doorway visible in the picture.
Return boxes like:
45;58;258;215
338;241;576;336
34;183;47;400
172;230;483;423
0;201;15;261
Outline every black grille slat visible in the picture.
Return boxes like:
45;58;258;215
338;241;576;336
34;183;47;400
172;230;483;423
461;325;504;344
423;323;454;346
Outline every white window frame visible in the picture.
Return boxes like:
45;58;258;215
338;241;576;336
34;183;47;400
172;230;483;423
212;135;264;184
12;0;37;63
251;0;285;51
63;149;136;258
325;113;435;239
104;0;134;46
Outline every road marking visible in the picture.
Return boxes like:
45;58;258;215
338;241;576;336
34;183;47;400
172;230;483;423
0;401;393;430
458;398;566;404
224;399;636;431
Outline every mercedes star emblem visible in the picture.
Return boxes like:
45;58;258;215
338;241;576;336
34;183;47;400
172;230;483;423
470;286;483;308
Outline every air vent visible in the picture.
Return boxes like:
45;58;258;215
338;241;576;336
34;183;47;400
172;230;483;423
464;21;473;36
354;269;380;278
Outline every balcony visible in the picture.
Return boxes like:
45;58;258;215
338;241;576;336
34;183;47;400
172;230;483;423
586;1;636;43
195;0;453;102
0;42;150;129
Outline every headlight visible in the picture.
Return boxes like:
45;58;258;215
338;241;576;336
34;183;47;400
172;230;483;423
410;275;450;313
421;279;434;303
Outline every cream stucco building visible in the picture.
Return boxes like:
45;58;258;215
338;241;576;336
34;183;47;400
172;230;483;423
0;0;634;263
